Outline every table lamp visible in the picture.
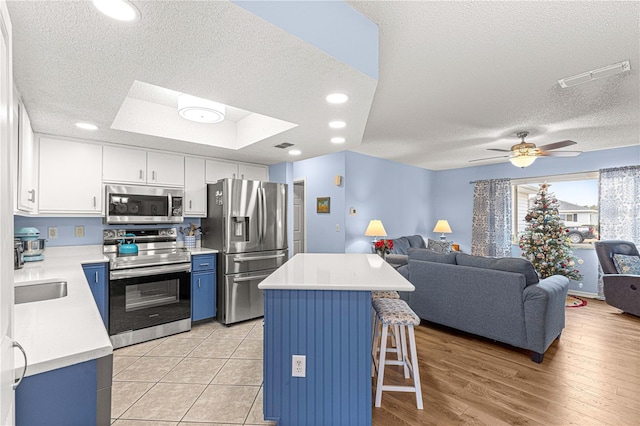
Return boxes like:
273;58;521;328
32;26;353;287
365;220;387;242
433;220;452;241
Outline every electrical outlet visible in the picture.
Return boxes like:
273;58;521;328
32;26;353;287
75;226;85;238
48;227;58;239
292;355;306;377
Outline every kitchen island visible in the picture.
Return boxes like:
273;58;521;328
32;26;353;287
258;253;414;426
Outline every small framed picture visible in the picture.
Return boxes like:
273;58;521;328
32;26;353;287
316;197;330;213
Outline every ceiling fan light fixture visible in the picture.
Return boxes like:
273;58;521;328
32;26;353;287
178;94;226;124
509;155;537;168
92;0;140;22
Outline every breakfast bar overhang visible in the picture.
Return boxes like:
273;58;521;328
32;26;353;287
259;253;415;426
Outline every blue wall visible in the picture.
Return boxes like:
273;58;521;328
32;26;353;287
344;151;434;253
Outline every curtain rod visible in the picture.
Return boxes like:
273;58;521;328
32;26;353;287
468;178;511;184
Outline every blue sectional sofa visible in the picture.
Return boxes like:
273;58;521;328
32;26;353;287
397;248;569;363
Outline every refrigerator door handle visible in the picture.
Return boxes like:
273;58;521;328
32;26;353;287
233;253;287;262
261;188;268;243
233;274;271;282
256;187;262;244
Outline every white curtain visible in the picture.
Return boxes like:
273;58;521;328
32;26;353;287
597;165;640;296
471;179;512;257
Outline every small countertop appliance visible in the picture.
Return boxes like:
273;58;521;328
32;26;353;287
15;227;46;262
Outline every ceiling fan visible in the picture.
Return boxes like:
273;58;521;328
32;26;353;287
470;131;582;168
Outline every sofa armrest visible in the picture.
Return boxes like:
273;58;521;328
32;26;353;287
602;274;640;316
522;275;569;353
385;254;408;267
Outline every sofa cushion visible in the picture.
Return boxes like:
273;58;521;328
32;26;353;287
391;237;411;255
408;248;457;264
427;238;452;253
455;253;540;286
613;254;640;275
407;234;426;249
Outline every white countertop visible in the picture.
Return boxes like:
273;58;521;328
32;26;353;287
188;247;218;255
13;245;113;379
258;253;415;291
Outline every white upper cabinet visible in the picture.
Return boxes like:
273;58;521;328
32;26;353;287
238;163;269;181
16;100;37;213
38;137;103;214
103;145;184;187
102;145;147;184
147;151;184;187
184;157;206;217
206;159;268;183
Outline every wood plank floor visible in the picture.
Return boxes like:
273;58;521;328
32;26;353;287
372;299;640;425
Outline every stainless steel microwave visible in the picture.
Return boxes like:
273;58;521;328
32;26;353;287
104;185;184;224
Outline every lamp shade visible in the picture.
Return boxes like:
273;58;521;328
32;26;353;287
509;155;537;168
433;220;452;234
365;220;387;237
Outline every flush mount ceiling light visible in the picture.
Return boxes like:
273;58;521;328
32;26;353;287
558;60;631;88
289;149;302;156
75;122;98;130
92;0;140;22
329;121;346;129
331;137;346;144
178;94;226;124
326;93;349;104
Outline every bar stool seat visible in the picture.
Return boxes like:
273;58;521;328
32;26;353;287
371;290;400;300
371;298;423;409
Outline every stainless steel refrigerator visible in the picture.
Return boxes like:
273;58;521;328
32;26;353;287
201;179;288;325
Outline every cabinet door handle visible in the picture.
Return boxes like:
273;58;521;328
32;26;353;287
189;200;192;209
139;169;144;180
197;278;201;288
152;171;156;181
28;189;36;202
13;341;27;390
232;173;236;178
241;174;245;179
93;196;97;208
95;271;99;284
199;263;210;267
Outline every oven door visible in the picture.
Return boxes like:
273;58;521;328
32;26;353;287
109;264;191;335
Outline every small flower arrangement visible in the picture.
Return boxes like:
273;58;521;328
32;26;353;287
179;223;201;237
374;239;394;257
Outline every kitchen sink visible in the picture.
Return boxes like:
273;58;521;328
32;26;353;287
15;279;68;304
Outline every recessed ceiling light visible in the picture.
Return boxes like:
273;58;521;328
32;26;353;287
75;122;98;130
326;93;349;104
93;0;140;22
289;149;302;156
178;94;226;124
331;137;346;144
329;121;346;129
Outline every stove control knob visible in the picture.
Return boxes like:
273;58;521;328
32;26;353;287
104;230;116;239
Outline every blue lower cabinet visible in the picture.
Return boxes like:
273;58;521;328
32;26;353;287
191;254;216;321
82;263;108;328
16;355;112;426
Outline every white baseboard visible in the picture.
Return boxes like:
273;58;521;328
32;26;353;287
568;290;605;300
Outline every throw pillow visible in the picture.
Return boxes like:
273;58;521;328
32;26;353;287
427;238;452;253
613;254;640;275
391;237;411;255
455;253;540;286
408;248;457;264
406;234;426;249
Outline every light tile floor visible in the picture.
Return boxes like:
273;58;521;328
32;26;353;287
111;319;275;425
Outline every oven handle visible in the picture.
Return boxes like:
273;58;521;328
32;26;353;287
110;263;191;280
233;253;286;263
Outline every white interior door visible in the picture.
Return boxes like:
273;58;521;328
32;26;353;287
293;180;305;255
0;3;14;423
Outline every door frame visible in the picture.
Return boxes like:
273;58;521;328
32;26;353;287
293;178;307;254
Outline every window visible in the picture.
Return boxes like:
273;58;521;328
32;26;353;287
512;172;599;248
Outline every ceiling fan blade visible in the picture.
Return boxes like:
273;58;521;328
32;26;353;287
468;155;509;163
487;148;511;153
539;150;582;157
537;140;577;151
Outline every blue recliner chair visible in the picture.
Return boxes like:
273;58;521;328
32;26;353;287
594;240;640;317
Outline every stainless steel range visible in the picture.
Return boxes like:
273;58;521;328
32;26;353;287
104;228;191;349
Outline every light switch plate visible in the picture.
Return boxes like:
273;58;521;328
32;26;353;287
75;226;85;238
48;227;58;239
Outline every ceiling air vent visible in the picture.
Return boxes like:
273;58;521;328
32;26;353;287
274;142;294;149
558;60;631;88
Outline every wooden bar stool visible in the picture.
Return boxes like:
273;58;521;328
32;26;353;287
371;290;402;368
371;298;423;409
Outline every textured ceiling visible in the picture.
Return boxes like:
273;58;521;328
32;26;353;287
8;1;640;170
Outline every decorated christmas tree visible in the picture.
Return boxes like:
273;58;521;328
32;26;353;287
519;183;583;280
